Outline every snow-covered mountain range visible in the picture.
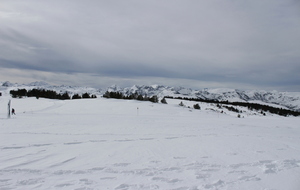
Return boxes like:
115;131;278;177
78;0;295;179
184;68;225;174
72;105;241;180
105;84;300;111
1;81;300;111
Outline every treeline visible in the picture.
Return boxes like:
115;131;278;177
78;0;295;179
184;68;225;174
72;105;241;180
10;88;97;100
103;91;159;103
165;96;300;117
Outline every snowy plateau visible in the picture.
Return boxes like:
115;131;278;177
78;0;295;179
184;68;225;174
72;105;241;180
0;81;300;190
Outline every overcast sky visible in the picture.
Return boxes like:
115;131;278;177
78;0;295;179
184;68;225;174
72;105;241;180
1;0;299;91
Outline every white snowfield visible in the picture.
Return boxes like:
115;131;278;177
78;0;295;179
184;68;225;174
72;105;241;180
0;96;300;190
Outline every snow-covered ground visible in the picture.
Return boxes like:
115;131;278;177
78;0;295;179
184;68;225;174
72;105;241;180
0;96;300;190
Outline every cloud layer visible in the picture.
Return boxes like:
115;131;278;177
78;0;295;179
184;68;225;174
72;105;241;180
1;0;300;91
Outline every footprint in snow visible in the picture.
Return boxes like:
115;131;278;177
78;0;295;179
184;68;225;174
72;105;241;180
2;146;26;149
64;142;83;145
113;163;131;167
17;178;43;186
152;177;181;183
204;180;225;189
139;138;155;141
165;137;179;140
238;175;261;181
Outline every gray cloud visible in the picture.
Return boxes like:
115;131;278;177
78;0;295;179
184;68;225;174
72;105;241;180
0;0;300;91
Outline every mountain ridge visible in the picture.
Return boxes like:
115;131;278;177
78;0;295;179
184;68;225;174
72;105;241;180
1;81;300;111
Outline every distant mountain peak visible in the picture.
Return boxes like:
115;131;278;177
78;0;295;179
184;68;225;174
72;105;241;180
2;81;15;87
107;84;122;92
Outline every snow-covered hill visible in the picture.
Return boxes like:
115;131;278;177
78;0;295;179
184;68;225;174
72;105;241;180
1;81;300;111
0;92;300;189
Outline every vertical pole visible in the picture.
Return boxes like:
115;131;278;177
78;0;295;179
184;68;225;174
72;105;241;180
137;107;139;116
8;100;11;118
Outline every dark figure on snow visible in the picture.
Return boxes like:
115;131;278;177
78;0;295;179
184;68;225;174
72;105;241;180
12;108;16;115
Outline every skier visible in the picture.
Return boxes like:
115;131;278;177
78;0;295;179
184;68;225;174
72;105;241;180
12;108;16;115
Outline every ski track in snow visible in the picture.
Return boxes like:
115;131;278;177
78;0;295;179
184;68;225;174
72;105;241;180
0;98;300;190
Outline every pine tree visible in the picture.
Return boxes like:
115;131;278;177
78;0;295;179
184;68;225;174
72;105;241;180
82;93;91;99
72;94;82;99
193;104;200;110
137;95;144;101
103;91;110;98
161;97;167;104
149;95;158;103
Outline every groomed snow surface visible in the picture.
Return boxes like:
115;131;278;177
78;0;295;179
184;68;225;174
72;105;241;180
0;97;300;190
